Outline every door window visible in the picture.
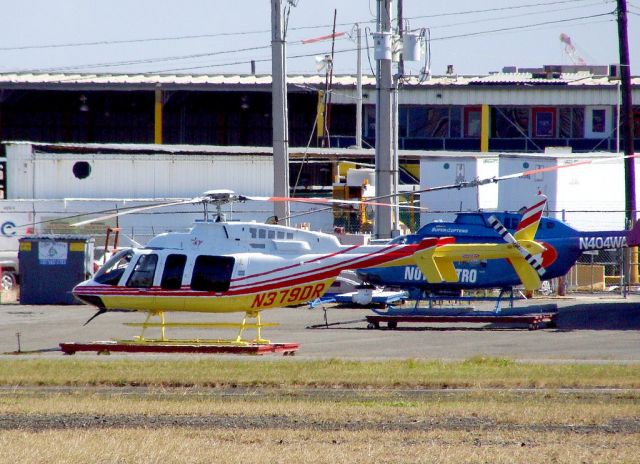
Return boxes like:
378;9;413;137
126;254;158;288
161;254;187;289
190;256;235;292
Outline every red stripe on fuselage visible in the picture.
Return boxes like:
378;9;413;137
228;242;414;292
230;244;360;283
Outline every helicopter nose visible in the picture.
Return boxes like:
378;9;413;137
72;280;106;308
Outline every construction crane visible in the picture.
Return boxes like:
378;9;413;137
559;33;587;65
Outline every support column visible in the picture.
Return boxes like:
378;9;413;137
154;87;163;144
316;90;325;144
480;104;490;152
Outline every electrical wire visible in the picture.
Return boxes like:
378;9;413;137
406;0;611;21
3;10;617;75
145;13;616;75
0;0;603;53
426;0;611;31
363;26;375;76
0;30;271;52
429;12;613;42
12;45;272;74
8;35;350;74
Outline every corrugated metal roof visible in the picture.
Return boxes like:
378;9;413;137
3;140;500;161
0;72;634;89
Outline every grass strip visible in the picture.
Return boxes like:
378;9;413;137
1;356;639;388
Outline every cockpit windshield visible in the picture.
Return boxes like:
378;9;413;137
94;249;134;285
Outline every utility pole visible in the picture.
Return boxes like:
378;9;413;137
617;0;638;286
271;0;290;225
617;0;637;285
397;0;404;77
617;0;636;223
355;24;363;149
374;0;394;239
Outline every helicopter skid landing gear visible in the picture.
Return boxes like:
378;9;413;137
122;311;279;346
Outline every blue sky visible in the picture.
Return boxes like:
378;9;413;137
0;0;637;76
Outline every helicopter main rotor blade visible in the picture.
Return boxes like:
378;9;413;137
241;195;429;211
71;198;201;227
11;199;188;231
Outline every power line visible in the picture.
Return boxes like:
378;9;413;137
7;25;353;74
5;12;617;75
0;31;272;52
12;45;272;74
430;12;614;42
427;0;612;30
147;14;616;74
406;0;611;20
144;47;360;74
0;0;603;53
9;35;350;74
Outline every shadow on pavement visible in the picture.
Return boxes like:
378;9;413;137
556;303;640;331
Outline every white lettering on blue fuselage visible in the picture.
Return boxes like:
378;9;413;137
404;266;424;281
455;268;477;283
404;266;477;283
579;236;627;251
431;226;469;234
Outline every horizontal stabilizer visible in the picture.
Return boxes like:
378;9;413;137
432;242;545;261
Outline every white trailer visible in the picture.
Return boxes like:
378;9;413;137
419;153;498;224
0;142;338;289
498;153;639;231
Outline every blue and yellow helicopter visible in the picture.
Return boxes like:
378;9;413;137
358;196;640;297
356;155;640;298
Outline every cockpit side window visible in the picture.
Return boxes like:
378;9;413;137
161;254;187;290
190;255;235;292
126;254;158;288
94;249;134;286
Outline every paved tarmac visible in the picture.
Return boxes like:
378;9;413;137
1;293;639;361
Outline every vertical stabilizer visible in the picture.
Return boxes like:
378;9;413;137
514;194;547;241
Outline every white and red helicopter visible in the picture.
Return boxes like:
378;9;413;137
71;190;548;345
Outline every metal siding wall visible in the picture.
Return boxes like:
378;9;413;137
555;159;638;231
5;144;34;199
419;157;480;224
477;157;499;210
399;87;621;106
25;154;273;199
497;156;558;214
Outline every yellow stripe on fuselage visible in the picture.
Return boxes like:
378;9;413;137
99;278;336;314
